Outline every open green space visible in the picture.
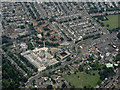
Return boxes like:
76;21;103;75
63;71;100;88
100;14;120;30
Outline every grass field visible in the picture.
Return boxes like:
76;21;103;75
63;71;100;88
100;14;120;30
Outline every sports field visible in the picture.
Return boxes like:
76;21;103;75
100;14;120;30
63;71;100;88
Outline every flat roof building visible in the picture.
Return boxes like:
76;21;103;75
106;63;113;68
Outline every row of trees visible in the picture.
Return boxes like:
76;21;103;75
27;42;34;50
98;66;115;81
46;62;61;70
94;15;108;21
16;34;29;40
2;36;13;47
90;61;115;81
50;36;58;41
30;3;40;19
88;7;99;14
88;3;119;14
2;36;11;44
36;41;60;47
61;31;72;41
43;25;51;31
28;23;35;30
17;53;38;72
25;4;36;19
83;34;101;40
18;25;25;29
66;57;71;61
2;36;13;52
37;22;45;26
109;27;120;33
2;54;27;88
59;16;81;24
7;51;32;77
2;45;8;52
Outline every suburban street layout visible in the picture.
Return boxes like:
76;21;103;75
1;1;120;89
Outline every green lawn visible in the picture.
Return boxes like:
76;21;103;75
63;71;100;88
100;14;119;30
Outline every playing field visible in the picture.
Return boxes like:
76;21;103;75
63;71;100;88
100;14;120;30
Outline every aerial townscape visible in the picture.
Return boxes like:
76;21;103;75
1;1;120;89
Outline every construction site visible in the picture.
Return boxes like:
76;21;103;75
21;46;59;71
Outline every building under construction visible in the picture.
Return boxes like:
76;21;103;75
21;47;59;71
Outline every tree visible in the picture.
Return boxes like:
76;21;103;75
99;67;115;81
32;80;36;86
37;22;45;26
42;73;47;77
60;37;64;41
29;85;32;88
93;73;95;76
51;78;56;84
41;37;45;41
117;32;120;39
46;32;50;37
78;66;83;72
66;57;71;61
84;86;87;88
87;55;94;61
41;32;44;36
85;70;89;74
43;26;50;31
2;35;12;45
28;23;35;30
100;22;104;26
78;16;81;19
20;25;25;29
49;17;55;22
71;85;75;88
106;24;109;27
2;45;8;52
47;85;53;89
67;37;72;41
62;83;67;88
98;56;101;60
114;54;120;62
74;71;77;74
12;10;15;13
27;43;34;50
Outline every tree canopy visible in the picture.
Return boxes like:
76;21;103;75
117;32;120;39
